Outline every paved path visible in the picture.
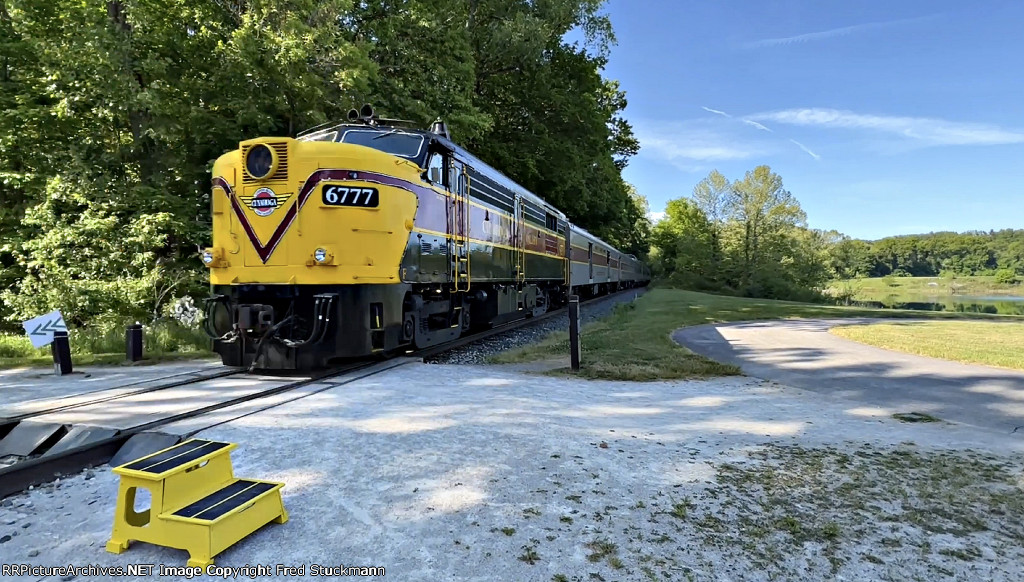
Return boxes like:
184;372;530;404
673;319;1024;433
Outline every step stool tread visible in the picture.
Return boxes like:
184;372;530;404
165;479;278;522
115;439;233;477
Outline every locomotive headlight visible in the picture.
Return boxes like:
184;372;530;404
201;251;214;265
245;143;276;180
314;248;328;263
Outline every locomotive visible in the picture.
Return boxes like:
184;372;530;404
202;105;650;370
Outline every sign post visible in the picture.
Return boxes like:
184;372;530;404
51;330;73;375
568;295;581;371
126;323;144;362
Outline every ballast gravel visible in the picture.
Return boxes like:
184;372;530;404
425;289;648;365
2;361;1024;581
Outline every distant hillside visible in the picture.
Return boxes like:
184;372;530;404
829;229;1023;278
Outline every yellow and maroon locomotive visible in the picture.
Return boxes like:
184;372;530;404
202;105;649;369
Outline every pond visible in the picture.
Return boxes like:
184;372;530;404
849;294;1024;316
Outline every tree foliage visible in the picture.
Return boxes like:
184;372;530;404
654;165;1024;302
830;230;1024;279
0;0;644;330
654;166;830;301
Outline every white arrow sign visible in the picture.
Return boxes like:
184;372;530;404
22;310;68;349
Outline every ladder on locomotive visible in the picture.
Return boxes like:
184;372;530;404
513;195;526;285
450;170;471;293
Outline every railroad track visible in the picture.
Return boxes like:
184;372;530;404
0;367;244;425
0;288;642;499
417;287;644;359
0;361;393;498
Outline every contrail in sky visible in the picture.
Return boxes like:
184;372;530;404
746;15;938;48
790;139;821;160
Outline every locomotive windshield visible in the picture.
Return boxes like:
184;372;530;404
340;129;425;159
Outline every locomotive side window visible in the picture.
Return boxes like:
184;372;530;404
426;153;444;185
545;213;558;232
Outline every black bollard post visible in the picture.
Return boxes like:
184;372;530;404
51;330;73;375
126;323;144;362
568;295;581;371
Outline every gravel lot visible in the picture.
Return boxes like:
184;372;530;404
425;289;647;365
2;362;1023;581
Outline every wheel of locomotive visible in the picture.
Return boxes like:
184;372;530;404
402;293;421;345
533;289;549;317
402;315;415;342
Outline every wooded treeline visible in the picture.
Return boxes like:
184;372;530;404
0;0;647;330
828;229;1024;280
652;167;1023;301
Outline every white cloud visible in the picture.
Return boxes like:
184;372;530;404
635;120;768;165
751;108;1024;146
789;139;821;160
746;15;936;48
648;211;666;223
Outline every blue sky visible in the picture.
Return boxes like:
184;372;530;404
600;0;1024;240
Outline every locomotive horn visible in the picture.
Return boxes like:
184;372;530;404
360;103;374;119
347;109;359;121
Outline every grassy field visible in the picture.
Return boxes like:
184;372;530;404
0;320;213;369
830;275;1022;301
491;288;1021;381
830;321;1024;371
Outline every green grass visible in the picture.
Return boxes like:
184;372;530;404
491;287;1022;381
830;275;1022;301
831;320;1024;371
0;320;213;369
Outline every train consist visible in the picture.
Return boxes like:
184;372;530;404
202;105;650;369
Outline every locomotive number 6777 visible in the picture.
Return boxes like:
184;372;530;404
201;105;649;370
323;185;378;208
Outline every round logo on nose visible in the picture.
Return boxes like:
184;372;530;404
250;187;279;216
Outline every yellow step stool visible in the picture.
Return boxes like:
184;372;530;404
106;438;287;568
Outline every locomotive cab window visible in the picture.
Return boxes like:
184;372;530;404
340;129;425;159
298;130;337;142
545;213;558;232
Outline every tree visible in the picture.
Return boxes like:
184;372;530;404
0;0;647;330
464;0;641;246
828;237;873;279
347;0;490;141
690;170;731;273
726;165;807;293
650;198;714;287
1;0;374;326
